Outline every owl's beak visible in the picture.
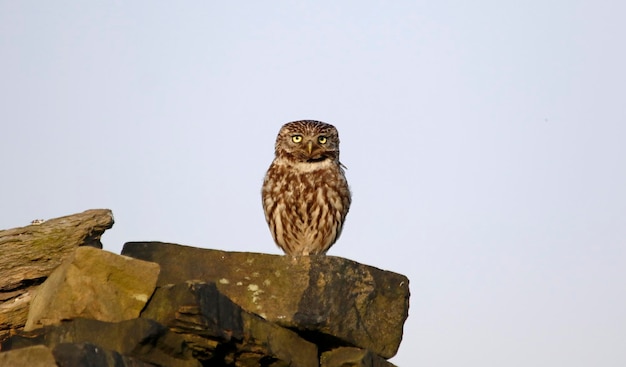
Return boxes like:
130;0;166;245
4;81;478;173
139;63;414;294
306;140;313;155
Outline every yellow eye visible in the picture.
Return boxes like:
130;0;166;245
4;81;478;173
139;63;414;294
292;135;303;143
318;136;327;144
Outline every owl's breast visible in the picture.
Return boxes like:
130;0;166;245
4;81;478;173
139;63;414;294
262;158;350;255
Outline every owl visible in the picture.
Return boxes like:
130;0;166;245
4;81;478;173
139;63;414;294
262;120;351;256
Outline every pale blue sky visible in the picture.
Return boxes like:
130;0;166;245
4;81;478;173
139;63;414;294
1;2;625;366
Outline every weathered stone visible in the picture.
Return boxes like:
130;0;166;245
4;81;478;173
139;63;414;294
122;242;410;359
0;209;114;342
142;280;318;367
0;344;57;367
238;312;318;367
52;342;157;367
3;318;199;367
0;290;32;343
25;246;160;331
141;281;244;361
321;347;397;367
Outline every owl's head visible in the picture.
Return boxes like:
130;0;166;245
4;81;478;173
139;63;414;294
275;120;341;163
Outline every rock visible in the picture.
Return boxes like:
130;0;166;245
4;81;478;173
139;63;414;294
0;209;114;342
0;291;33;345
3;318;199;367
142;280;318;367
25;246;160;331
0;208;410;365
321;347;398;367
0;344;57;367
238;312;318;367
140;281;244;361
122;242;410;359
52;342;158;367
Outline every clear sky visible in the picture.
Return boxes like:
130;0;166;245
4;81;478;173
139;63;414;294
1;2;625;366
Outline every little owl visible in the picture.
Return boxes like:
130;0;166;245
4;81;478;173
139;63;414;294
262;120;351;256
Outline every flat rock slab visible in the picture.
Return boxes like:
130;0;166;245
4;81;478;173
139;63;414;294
321;347;398;367
0;209;114;341
4;318;199;367
122;242;410;359
0;209;114;292
0;344;57;367
52;342;159;367
141;281;243;360
239;311;318;367
25;246;160;331
0;343;157;367
142;281;318;367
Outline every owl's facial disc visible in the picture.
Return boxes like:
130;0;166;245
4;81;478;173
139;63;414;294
284;131;335;163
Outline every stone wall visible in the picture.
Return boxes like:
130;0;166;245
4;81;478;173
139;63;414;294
0;210;410;367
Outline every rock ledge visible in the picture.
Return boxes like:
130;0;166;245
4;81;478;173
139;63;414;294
0;210;409;367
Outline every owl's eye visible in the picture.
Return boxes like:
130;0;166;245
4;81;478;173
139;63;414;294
318;136;327;144
292;135;303;143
